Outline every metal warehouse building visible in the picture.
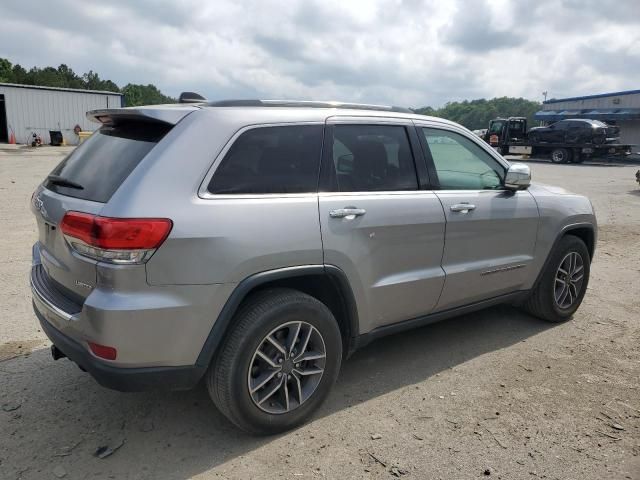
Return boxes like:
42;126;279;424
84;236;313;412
0;82;123;145
535;89;640;148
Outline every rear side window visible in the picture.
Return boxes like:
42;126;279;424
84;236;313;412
45;122;170;203
328;124;418;192
208;125;323;194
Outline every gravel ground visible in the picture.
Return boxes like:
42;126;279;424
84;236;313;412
1;146;639;480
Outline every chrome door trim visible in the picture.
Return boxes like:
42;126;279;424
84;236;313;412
480;264;526;276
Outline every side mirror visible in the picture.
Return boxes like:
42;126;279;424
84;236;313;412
504;163;531;190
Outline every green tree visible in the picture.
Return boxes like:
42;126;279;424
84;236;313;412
1;56;176;105
56;64;84;89
413;97;541;130
0;58;13;82
82;70;119;92
10;64;29;84
121;83;175;106
29;66;66;88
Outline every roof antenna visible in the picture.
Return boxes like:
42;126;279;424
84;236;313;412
179;92;207;103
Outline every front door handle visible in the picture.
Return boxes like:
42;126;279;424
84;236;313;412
329;207;366;219
450;203;476;213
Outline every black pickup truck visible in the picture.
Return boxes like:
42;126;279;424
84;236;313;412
483;117;633;163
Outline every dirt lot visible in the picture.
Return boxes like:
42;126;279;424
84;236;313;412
1;146;639;480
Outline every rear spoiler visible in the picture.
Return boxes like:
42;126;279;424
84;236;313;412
87;106;199;126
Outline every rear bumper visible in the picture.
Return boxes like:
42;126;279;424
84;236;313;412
31;239;234;371
30;245;207;391
33;304;204;391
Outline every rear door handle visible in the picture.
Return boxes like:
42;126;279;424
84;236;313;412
329;207;366;219
450;203;476;213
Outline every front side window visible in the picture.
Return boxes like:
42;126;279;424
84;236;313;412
208;125;323;194
422;128;504;190
329;124;419;192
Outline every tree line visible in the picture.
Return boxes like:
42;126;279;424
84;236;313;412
0;58;175;106
413;97;541;130
1;58;542;122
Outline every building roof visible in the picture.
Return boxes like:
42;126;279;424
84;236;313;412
544;89;640;104
534;107;640;121
0;82;124;96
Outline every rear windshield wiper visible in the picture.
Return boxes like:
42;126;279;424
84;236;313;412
47;175;84;190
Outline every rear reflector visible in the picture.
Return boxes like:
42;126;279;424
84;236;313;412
60;211;172;264
88;341;117;360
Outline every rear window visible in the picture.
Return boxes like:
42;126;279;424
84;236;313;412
207;125;323;194
45;122;171;203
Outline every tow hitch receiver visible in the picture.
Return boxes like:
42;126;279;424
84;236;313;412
51;344;66;361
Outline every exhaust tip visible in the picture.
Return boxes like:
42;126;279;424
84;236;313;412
51;345;66;361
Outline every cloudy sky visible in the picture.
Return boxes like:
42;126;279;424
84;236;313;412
1;0;638;107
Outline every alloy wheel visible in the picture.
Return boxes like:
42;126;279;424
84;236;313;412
248;321;326;414
554;251;585;309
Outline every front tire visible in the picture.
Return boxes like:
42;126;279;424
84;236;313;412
207;288;342;434
523;235;590;322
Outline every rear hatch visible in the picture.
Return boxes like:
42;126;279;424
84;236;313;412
32;107;194;303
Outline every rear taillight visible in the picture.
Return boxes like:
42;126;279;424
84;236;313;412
60;211;172;264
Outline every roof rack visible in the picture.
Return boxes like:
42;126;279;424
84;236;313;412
205;99;413;114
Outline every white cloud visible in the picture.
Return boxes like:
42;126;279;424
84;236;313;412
0;0;638;107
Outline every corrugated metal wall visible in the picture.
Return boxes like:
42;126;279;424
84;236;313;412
0;84;123;145
618;120;640;148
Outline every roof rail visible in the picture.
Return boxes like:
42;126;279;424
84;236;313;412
206;99;413;114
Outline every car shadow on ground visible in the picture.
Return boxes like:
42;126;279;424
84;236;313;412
1;305;552;479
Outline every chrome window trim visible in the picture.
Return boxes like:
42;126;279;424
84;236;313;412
326;115;415;125
318;190;434;198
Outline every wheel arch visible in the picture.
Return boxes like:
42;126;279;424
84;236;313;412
195;265;360;369
532;222;596;290
563;225;595;260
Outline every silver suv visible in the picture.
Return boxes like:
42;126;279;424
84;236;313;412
30;99;596;434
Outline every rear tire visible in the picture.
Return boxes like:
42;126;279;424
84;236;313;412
551;148;572;164
207;288;342;435
523;235;590;323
